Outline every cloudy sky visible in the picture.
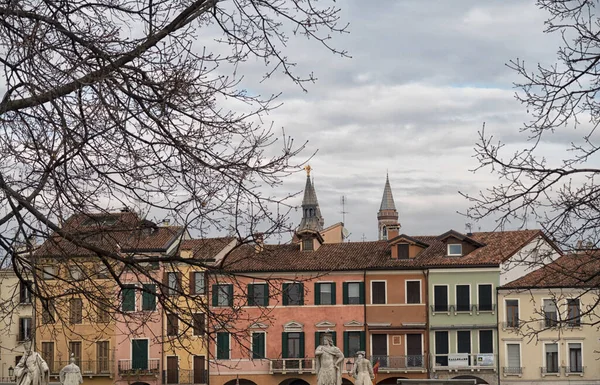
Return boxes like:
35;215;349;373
214;0;569;241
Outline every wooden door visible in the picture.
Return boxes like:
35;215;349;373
371;334;388;367
406;334;422;367
193;356;206;384
166;356;178;384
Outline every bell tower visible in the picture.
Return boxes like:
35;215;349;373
377;174;399;240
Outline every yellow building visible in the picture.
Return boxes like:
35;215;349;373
162;237;235;385
498;252;600;385
0;268;34;381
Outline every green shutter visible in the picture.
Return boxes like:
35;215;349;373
343;283;349;304
331;283;337;305
142;284;156;310
299;283;304;305
332;331;337;347
122;287;135;311
227;285;233;306
282;332;288;358
359;282;365;304
299;332;305;357
263;284;269;306
248;284;254;306
360;331;366;351
314;283;321;305
212;285;219;306
315;332;321;350
217;332;229;359
252;333;264;359
282;284;289;306
131;339;148;369
343;332;349;357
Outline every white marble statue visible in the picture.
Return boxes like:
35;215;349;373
315;335;344;385
352;351;375;385
59;354;83;385
15;350;50;385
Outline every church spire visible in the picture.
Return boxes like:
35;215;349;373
298;165;324;232
377;174;399;240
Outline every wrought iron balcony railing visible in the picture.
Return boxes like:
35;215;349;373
368;355;426;371
118;358;160;376
163;369;208;384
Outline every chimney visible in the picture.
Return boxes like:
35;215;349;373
162;219;170;226
387;224;401;240
254;233;264;253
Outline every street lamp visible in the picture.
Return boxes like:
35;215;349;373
345;359;353;373
8;366;14;379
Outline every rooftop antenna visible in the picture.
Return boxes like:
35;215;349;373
465;223;473;235
340;196;349;223
361;233;366;242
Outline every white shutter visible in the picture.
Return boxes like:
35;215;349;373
507;344;520;368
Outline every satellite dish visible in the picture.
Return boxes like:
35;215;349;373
342;227;350;239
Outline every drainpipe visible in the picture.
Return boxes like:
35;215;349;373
425;269;431;378
495;286;500;385
363;269;367;356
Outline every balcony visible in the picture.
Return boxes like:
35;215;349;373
163;369;208;384
564;366;585;376
49;360;113;377
431;353;496;372
540;366;560;376
270;358;315;374
502;367;522;377
430;304;495;316
118;359;160;376
368;356;426;373
501;321;520;330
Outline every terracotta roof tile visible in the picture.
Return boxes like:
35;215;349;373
35;212;184;257
502;252;600;289
180;237;235;260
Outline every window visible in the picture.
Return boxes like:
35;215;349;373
283;283;303;306
193;313;205;336
216;332;230;359
142;284;156;311
41;342;54;373
97;341;110;374
457;330;471;365
212;284;233;307
315;283;335;305
456;285;470;312
70;298;83;324
70;266;84;281
97;303;110;323
406;334;423;367
315;331;337;348
406;281;421;304
302;239;313;251
166;272;181;296
251;332;266;359
282;332;304;358
371;281;386;304
478;284;493;311
479;330;493;353
505;299;519;327
545;343;559;373
41;300;55;324
543;299;558;327
397;244;409;259
247;283;269;306
18;317;32;341
19;281;32;304
435;331;449;367
343;331;365;358
567;299;581;326
190;272;206;295
434;286;448;312
43;266;55;280
506;344;521;372
343;282;364;304
568;343;582;373
121;285;136;312
131;339;148;370
167;314;178;336
69;341;82;367
447;244;462;256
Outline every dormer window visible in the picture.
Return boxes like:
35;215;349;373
397;244;409;259
302;238;314;251
447;244;462;256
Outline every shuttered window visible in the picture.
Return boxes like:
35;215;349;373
343;331;365;358
142;284;156;311
478;284;492;311
217;332;230;359
507;344;520;369
397;244;409;259
456;285;470;312
193;313;205;336
247;284;269;306
406;281;420;304
434;286;448;312
435;331;449;367
41;342;54;374
281;332;304;358
371;281;386;304
122;286;135;312
167;314;178;336
70;298;83;324
282;283;303;306
212;284;233;307
343;282;364;304
479;330;493;353
252;332;266;359
314;283;336;305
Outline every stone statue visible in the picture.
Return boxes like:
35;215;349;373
315;335;344;385
352;351;375;385
14;349;50;385
59;354;83;385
